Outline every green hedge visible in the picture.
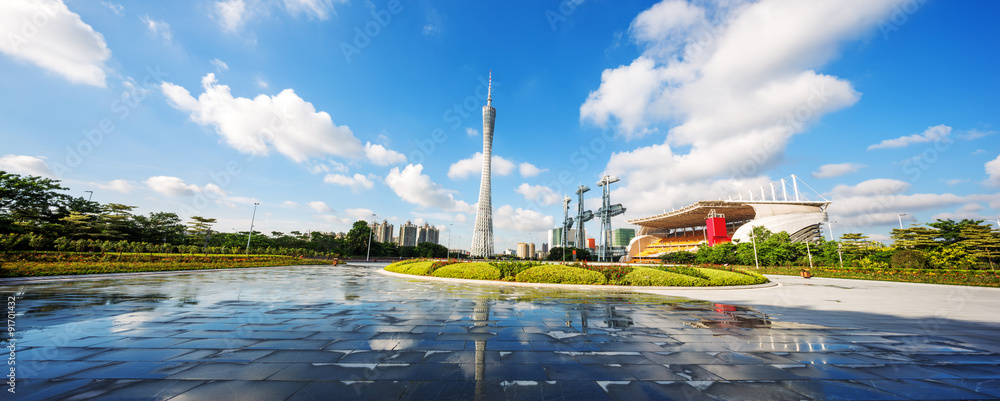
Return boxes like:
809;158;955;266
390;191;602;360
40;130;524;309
696;267;768;286
431;262;501;280
516;265;607;285
385;260;435;275
621;267;709;286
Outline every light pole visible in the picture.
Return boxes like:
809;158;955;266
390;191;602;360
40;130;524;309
827;220;836;241
897;213;907;230
246;202;259;254
366;213;376;261
84;190;93;201
448;223;453;260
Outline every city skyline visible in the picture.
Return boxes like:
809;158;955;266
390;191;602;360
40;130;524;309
0;1;998;251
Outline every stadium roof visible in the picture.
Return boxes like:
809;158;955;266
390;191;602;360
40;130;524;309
628;200;829;230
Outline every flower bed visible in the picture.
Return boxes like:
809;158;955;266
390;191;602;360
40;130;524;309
0;253;318;277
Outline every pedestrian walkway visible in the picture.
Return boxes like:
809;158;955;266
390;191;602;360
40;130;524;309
4;264;999;400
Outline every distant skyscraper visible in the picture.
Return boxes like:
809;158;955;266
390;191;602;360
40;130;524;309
397;220;417;247
471;72;496;258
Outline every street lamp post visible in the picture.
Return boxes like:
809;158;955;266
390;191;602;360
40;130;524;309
366;213;376;261
898;213;907;230
448;224;453;260
84;190;93;202
246;202;259;254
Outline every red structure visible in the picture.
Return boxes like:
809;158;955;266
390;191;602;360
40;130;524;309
705;209;731;246
587;238;596;249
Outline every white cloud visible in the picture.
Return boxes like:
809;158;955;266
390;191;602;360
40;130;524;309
308;201;333;213
364;142;407;166
102;2;123;16
812;163;865;179
141;15;172;42
465;127;479;136
986;154;1000;187
868;124;951;150
345;208;374;222
144;176;221;197
579;0;903;215
0;0;112;87
321;214;351;225
323;173;374;192
215;0;342;32
943;178;969;186
515;183;562;206
95;179;133;193
281;200;298;208
385;164;472;212
448;153;516;179
211;58;229;71
518;162;546;177
825;178;999;228
162;73;363;163
215;0;248;32
494;205;555;232
254;76;269;89
0;155;54;177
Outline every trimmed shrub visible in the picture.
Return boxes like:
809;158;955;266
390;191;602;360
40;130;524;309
582;265;636;284
516;265;607;285
696;267;768;286
492;261;542;279
621;267;708;286
660;251;696;264
432;262;501;280
891;250;929;269
385;260;435;275
660;265;708;279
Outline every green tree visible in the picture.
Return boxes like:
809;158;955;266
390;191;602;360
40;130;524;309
187;216;217;248
345;220;373;256
0;172;71;235
928;219;982;244
959;224;1000;270
891;226;940;250
545;247;590;261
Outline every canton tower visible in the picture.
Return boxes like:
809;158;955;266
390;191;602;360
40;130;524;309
471;72;495;258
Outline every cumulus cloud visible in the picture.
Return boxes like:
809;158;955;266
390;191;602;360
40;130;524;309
825;178;999;228
812;163;865;179
986;154;1000;187
868;124;951;150
0;0;112;87
215;0;248;32
323;173;374;192
364;142;407;166
447;153;518;179
494;205;555;232
515;183;562;206
578;0;905;217
162;73;363;163
145;176;226;197
281;200;298;208
465;127;479;136
345;208;374;221
308;201;333;213
518;162;546;177
141;15;172;42
385;164;472;212
0;155;54;177
95;179;134;193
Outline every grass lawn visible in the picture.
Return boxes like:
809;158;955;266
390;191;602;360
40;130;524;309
0;252;325;278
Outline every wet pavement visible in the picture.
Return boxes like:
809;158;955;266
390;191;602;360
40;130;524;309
2;263;999;400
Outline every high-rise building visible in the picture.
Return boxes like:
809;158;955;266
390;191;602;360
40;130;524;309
471;72;496;258
371;219;393;243
541;242;549;254
516;243;528;259
548;228;581;248
417;223;440;245
610;228;636;247
397;220;417;247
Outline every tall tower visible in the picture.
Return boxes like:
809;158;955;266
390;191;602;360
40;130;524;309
471;72;496;258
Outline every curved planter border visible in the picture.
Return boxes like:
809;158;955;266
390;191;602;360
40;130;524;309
377;267;780;291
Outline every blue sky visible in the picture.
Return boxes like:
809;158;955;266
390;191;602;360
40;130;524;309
1;0;998;250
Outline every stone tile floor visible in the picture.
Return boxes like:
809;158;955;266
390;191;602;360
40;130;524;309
2;264;999;400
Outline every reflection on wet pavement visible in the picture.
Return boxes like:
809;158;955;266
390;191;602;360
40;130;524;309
3;264;999;400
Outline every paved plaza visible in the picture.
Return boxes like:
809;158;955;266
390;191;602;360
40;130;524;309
3;263;1000;400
